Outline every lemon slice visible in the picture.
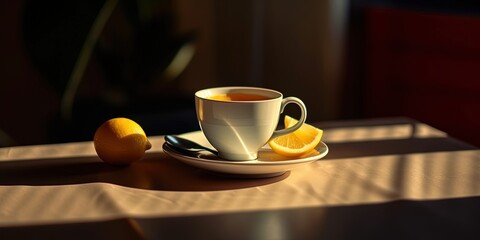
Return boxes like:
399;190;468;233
268;115;323;157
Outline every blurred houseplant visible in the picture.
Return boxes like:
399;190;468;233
23;0;196;143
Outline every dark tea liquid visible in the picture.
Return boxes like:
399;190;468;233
208;93;271;101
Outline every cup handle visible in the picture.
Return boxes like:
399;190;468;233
269;97;307;140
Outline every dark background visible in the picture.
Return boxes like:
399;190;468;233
1;0;480;147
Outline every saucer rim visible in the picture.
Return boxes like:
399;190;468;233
161;131;329;176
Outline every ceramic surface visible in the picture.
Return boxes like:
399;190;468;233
162;131;329;177
195;86;307;160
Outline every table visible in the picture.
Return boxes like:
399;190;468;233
0;117;479;239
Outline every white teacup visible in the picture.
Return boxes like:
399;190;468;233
195;86;307;160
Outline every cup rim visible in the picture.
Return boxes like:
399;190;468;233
195;86;283;103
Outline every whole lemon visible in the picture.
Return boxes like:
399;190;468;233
94;117;152;165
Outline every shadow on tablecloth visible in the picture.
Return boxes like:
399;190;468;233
0;151;289;191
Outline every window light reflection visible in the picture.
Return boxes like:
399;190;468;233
300;150;480;205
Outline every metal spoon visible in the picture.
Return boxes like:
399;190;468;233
164;135;218;155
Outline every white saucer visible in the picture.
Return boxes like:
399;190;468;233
162;131;329;178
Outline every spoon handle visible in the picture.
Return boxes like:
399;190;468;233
201;146;219;155
164;135;218;155
164;142;201;157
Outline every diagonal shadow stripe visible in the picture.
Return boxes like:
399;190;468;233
324;137;477;160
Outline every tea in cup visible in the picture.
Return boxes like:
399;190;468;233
195;86;307;160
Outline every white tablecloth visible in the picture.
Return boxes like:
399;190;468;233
0;119;479;228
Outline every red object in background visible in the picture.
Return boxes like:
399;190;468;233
363;7;480;146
